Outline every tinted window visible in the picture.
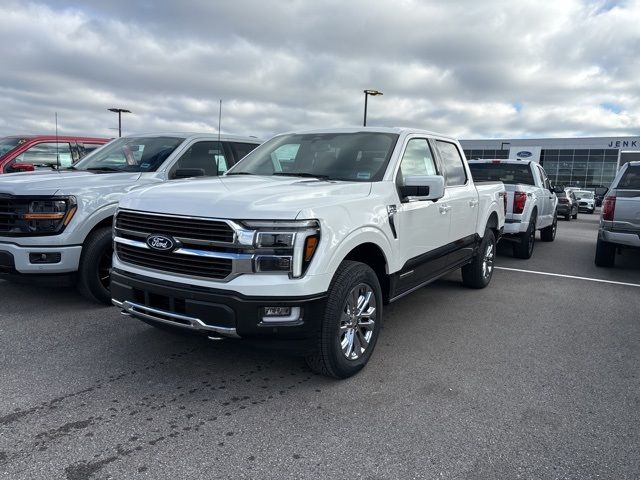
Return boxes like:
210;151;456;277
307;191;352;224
0;138;26;157
618;166;640;189
231;142;259;162
398;139;437;182
228;132;398;182
469;162;534;185
75;136;184;172
171;141;228;177
435;140;467;186
14;142;73;169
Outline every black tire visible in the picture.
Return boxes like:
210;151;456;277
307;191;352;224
513;218;536;259
564;213;571;221
572;210;578;219
594;239;616;267
77;226;113;304
306;261;382;379
461;228;496;289
540;213;557;242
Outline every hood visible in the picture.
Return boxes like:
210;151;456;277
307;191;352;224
0;170;142;197
119;175;372;219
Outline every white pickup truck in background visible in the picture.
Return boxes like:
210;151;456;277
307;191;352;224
111;127;505;378
468;159;559;259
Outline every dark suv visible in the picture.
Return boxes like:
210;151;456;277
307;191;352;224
556;190;578;221
0;135;110;173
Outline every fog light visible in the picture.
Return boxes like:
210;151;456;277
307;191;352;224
264;306;291;317
255;256;292;272
261;306;302;324
29;252;62;264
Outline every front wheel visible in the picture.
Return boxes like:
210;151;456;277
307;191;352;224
461;228;496;289
540;213;557;242
77;226;113;304
306;261;382;379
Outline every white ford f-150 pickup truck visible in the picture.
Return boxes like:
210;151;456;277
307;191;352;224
468;159;559;259
111;128;506;378
0;133;261;303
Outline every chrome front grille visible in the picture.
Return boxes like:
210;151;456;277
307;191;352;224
116;210;235;243
114;210;253;281
115;242;234;279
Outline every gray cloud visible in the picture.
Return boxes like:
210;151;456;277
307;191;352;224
0;0;638;140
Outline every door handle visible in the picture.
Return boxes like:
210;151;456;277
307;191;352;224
439;205;452;214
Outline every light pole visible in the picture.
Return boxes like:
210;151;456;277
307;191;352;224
363;89;383;126
108;108;132;137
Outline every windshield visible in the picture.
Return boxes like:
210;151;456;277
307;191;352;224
74;136;184;172
468;162;535;185
227;132;399;181
0;138;26;158
574;191;594;199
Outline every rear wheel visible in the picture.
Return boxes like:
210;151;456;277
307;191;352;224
306;261;382;379
572;209;578;219
461;228;496;289
594;239;616;267
540;213;557;242
77;226;113;304
564;213;571;221
513;218;536;259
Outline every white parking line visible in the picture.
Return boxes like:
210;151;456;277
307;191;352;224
495;266;640;288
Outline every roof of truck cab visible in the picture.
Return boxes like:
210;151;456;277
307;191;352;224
2;135;109;142
125;132;262;143
468;159;533;165
276;126;458;141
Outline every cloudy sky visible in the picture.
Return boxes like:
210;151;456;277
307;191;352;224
0;0;638;140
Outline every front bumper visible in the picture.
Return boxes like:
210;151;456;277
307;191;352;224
0;242;82;275
111;269;328;351
578;203;595;212
599;229;640;248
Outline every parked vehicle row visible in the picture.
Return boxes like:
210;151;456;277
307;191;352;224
0;133;261;303
0;127;506;378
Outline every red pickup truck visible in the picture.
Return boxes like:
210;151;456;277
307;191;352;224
0;135;110;173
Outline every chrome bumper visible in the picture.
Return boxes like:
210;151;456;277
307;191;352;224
113;299;240;338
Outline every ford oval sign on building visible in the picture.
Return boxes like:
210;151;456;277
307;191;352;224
517;151;533;158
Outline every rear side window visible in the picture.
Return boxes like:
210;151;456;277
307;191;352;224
469;162;535;185
435;140;467;186
618;166;640;189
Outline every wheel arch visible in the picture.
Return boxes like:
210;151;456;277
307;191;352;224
341;242;390;303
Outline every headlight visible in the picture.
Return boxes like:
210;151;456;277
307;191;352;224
20;197;77;234
240;219;320;278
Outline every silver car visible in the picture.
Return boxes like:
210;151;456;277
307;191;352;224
595;161;640;267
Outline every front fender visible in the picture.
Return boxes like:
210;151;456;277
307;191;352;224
324;226;395;277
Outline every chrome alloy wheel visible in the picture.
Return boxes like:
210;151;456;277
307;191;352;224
340;283;376;360
482;241;495;279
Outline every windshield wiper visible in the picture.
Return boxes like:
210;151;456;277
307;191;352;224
225;171;254;176
273;172;331;180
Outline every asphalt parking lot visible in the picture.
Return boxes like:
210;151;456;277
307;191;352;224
1;212;639;480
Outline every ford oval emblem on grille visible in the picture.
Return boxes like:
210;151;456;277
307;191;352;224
517;151;532;158
146;234;176;252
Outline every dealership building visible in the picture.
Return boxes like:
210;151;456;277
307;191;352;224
460;136;640;188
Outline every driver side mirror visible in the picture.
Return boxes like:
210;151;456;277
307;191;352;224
552;185;565;194
400;175;445;202
173;168;205;179
6;162;35;173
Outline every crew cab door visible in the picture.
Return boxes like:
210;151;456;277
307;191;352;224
433;139;478;263
392;137;451;294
